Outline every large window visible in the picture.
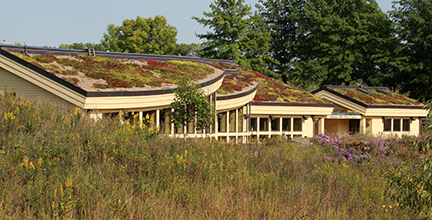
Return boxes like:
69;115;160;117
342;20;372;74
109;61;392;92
229;110;236;132
403;119;410;132
271;117;280;131
384;118;391;131
282;118;291;131
393;119;401;132
293;118;302;131
238;108;243;132
260;117;269;131
159;109;171;134
218;112;227;132
251;117;257;131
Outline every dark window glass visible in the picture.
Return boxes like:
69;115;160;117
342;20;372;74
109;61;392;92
282;118;291;131
271;117;280;131
251;118;257;131
393;119;401;131
218;112;227;132
293;118;302;131
238;108;243;132
260;117;269;131
229;110;236;132
403;119;410;132
384;118;391;131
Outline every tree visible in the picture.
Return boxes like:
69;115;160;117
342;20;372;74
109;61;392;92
59;42;103;51
194;0;278;78
170;79;214;131
174;43;202;57
101;15;178;55
259;0;394;90
390;0;432;102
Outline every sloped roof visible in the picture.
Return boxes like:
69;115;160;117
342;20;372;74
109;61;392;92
7;49;219;92
313;85;422;106
208;62;328;104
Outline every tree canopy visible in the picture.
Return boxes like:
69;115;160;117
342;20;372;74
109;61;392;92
100;15;178;55
390;0;432;102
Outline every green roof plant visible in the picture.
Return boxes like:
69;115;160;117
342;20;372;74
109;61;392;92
11;53;214;89
211;62;327;104
333;88;421;106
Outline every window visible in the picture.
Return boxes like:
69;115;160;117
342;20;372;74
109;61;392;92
271;117;280;131
383;118;391;131
403;119;410;132
293;118;302;131
238;108;243;132
175;125;184;134
229;110;236;132
282;118;291;131
218;112;227;132
260;117;269;131
159;109;171;134
251;117;257;131
187;120;195;134
393;119;401;132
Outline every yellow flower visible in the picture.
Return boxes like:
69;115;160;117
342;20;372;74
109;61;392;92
29;162;35;170
382;205;385;208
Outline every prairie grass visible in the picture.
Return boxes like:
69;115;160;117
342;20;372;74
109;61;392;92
0;90;428;219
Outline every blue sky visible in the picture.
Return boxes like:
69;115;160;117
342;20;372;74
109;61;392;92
0;0;394;47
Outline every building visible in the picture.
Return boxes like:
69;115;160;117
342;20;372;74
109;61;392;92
312;85;429;136
0;45;428;141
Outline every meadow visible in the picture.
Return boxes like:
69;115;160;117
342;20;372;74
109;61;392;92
1;89;431;219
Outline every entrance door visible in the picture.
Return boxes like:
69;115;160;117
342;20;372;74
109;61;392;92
349;119;360;133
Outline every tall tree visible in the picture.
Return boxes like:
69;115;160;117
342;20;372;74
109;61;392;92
193;0;278;78
193;0;252;61
101;15;178;55
259;0;394;90
390;0;432;102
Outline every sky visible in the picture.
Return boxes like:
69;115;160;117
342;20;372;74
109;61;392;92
0;0;394;48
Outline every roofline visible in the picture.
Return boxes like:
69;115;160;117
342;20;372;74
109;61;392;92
0;47;225;98
250;101;334;107
312;86;368;108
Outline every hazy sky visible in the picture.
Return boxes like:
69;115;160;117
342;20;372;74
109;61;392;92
0;0;394;47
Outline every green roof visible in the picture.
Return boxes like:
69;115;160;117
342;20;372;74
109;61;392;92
210;62;328;104
11;53;215;90
331;87;421;106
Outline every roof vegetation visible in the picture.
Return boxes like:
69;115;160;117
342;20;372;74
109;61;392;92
11;53;214;89
333;88;421;105
210;62;327;104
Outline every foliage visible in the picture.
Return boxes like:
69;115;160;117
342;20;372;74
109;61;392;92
59;42;104;51
101;15;178;55
258;0;395;91
390;0;432;103
0;91;425;218
193;0;278;78
174;43;202;57
211;62;327;103
170;80;214;131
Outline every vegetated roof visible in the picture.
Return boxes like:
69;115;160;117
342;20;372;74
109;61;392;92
209;62;328;104
11;53;216;91
325;85;422;106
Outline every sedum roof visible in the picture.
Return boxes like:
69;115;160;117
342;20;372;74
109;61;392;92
209;62;328;104
322;85;422;106
11;52;216;91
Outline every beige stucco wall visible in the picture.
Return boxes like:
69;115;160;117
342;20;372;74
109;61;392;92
0;66;76;109
368;116;421;137
325;119;350;135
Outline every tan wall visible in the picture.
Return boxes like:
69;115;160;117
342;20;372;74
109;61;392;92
325;119;350;135
0;66;75;109
369;116;421;137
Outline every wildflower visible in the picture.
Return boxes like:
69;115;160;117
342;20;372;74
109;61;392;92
29;161;35;170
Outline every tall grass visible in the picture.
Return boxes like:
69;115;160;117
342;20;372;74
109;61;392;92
0;90;426;219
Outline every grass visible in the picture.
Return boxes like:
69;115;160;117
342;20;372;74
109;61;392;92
1;90;431;219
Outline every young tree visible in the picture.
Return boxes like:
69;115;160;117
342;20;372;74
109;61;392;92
101;15;178;55
170;80;214;131
390;0;432;102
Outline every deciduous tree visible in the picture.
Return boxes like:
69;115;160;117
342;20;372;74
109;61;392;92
101;15;178;55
